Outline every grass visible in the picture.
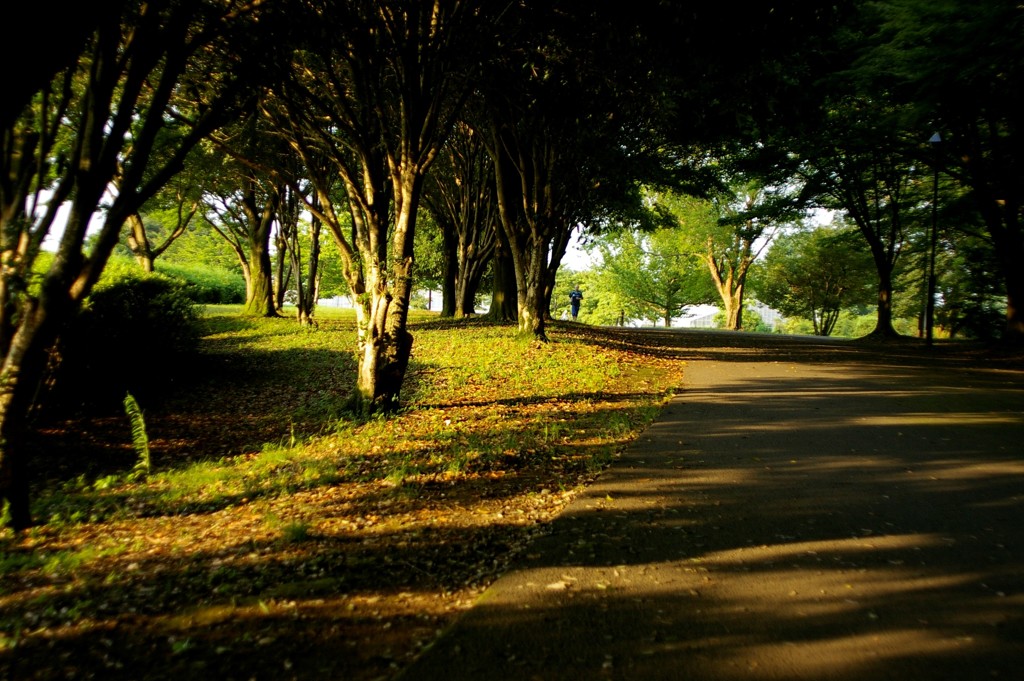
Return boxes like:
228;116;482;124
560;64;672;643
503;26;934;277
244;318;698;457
0;307;689;680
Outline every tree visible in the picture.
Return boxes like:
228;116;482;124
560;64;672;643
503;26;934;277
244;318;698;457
852;0;1024;341
0;0;265;529
120;124;220;272
939;229;1007;340
652;183;790;331
201;125;284;318
792;94;929;339
755;224;876;336
275;182;322;326
591;226;710;327
273;0;495;413
296;191;325;325
487;227;518;322
422;124;498;318
473;2;661;340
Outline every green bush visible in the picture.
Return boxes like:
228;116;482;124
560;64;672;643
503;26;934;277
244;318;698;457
47;269;202;412
155;261;245;304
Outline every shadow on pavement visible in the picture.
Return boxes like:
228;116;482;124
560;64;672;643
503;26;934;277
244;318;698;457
399;351;1024;681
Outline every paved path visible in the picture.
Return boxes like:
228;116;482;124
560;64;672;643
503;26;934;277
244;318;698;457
399;338;1024;680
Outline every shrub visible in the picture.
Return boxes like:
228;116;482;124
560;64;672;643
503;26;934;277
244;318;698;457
155;261;245;304
46;269;202;412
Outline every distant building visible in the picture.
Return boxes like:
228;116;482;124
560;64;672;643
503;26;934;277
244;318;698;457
749;301;784;330
675;304;719;329
674;301;783;331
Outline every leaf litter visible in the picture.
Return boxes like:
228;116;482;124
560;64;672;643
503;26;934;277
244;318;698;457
1;316;688;680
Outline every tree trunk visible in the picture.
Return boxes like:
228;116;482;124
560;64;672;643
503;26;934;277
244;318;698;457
297;212;322;326
240;181;280;317
1002;261;1024;342
873;281;897;338
513;241;549;340
349;172;421;414
488;233;518;321
457;252;486;317
274;228;289;310
244;236;277;317
440;227;458;317
352;270;414;414
706;251;747;331
126;213;156;272
867;255;898;339
0;307;56;530
985;211;1024;342
725;285;744;330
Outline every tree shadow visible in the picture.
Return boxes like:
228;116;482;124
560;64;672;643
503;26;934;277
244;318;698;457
397;357;1024;680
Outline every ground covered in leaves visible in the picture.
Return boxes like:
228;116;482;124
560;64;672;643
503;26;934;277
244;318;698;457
1;310;690;681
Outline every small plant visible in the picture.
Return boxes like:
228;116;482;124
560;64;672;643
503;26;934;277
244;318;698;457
386;455;413;486
123;393;151;481
169;637;193;655
446;450;470;475
281;521;312;543
265;513;313;544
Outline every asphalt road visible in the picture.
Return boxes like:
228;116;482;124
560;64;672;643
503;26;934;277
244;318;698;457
398;334;1024;681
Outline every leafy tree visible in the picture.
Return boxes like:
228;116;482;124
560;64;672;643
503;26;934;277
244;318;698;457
272;0;498;413
120;125;218;272
275;182;322;326
422;124;498;318
650;183;792;331
124;205;198;273
161;215;243;274
590;226;710;327
204;110;303;318
0;0;265;529
937;227;1007;340
118;144;204;272
793;95;929;339
754;224;876;336
202;159;282;317
472;1;673;340
852;0;1024;341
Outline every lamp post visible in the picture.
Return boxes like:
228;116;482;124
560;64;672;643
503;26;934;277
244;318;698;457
925;132;941;347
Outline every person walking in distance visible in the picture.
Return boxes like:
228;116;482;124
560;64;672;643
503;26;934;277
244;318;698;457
569;284;583;321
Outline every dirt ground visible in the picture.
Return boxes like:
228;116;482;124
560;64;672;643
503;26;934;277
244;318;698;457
398;331;1024;680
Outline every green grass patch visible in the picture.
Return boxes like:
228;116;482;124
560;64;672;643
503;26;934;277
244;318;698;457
19;313;684;536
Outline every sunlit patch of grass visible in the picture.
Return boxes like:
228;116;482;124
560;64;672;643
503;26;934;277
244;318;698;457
24;314;684;530
0;311;692;678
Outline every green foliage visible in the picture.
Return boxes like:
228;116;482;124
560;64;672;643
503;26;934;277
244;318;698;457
411;210;446;293
156;260;245;304
577;214;714;326
48;264;202;411
753;225;876;336
161;219;243;273
123;393;151;480
740;308;773;334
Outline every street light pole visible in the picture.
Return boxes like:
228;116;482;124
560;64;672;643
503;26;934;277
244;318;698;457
925;132;941;347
